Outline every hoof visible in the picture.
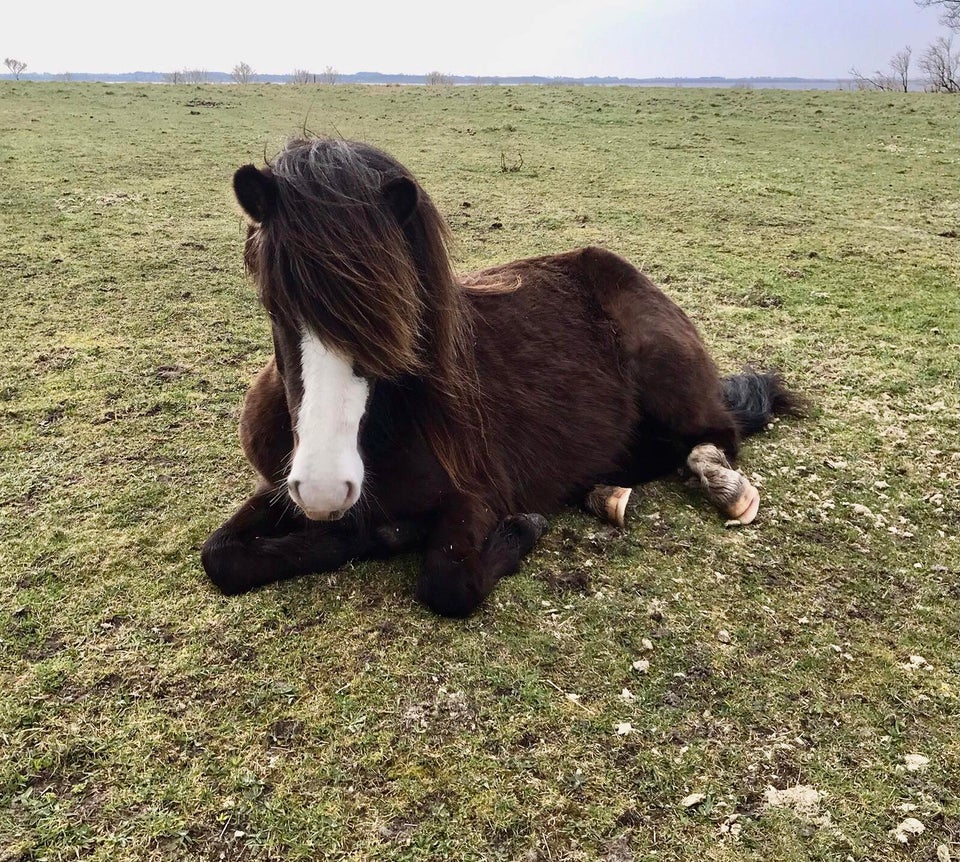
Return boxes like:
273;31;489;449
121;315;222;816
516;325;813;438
726;479;760;525
201;542;253;596
415;569;482;618
524;513;549;538
585;485;633;528
687;444;760;525
503;513;549;557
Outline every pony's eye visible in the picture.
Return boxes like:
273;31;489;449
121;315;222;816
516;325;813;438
352;361;373;381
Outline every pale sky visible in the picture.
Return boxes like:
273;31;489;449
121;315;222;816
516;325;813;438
5;0;950;78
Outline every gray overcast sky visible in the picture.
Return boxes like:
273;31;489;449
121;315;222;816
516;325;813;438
6;0;950;78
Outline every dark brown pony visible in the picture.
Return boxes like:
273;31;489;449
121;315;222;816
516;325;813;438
202;138;801;616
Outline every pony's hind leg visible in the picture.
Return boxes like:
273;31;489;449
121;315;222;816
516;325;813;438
585;434;758;529
584;447;759;529
584;484;634;529
687;443;760;524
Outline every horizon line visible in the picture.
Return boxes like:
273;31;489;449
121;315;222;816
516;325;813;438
2;70;858;82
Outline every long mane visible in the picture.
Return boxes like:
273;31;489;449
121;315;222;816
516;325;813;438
248;138;510;507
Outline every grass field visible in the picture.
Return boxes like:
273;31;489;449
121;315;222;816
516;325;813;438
0;82;958;861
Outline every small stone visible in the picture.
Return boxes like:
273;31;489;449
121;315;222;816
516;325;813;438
641;637;654;651
717;629;732;644
680;792;706;809
621;688;636;702
763;785;823;820
904;754;929;772
937;844;951;862
891;817;924;844
632;659;650;673
616;722;633;735
719;813;742;838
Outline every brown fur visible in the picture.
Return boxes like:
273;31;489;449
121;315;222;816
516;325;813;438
202;137;803;616
239;358;292;487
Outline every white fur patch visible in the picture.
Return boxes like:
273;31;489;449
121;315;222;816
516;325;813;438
287;331;367;519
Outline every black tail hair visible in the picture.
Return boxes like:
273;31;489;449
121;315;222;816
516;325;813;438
722;370;806;437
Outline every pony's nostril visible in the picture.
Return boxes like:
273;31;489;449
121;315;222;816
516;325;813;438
288;479;301;499
344;481;356;503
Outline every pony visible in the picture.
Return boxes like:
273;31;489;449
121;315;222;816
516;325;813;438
201;138;802;617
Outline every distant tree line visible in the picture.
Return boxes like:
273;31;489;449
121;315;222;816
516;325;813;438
163;68;211;84
161;63;341;85
290;66;340;84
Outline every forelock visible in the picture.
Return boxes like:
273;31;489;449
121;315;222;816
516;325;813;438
250;138;426;378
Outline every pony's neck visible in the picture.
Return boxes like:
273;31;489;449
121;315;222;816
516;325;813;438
404;253;506;505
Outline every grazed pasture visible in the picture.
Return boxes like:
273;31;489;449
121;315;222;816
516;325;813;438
0;83;957;861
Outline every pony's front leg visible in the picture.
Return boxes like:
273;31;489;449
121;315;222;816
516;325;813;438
416;500;548;617
201;489;372;595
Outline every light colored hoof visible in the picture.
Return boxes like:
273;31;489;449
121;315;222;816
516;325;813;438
727;480;760;524
605;487;632;528
585;485;633;528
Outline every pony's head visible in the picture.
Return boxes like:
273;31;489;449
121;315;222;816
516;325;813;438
234;138;484;520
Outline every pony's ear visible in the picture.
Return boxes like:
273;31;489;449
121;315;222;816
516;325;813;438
383;176;419;226
234;164;277;223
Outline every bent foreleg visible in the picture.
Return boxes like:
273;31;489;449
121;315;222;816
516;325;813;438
416;502;548;617
202;490;370;594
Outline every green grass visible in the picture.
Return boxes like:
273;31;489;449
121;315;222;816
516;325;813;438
0;82;958;861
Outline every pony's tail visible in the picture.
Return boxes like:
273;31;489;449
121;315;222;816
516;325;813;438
722;370;806;437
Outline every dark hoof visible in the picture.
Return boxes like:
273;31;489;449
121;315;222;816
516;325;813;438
415;571;482;618
201;536;254;596
503;513;549;556
525;513;549;536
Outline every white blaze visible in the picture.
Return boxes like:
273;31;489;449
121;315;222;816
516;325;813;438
287;330;367;519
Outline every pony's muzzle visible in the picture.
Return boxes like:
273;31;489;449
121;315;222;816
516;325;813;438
287;478;357;521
